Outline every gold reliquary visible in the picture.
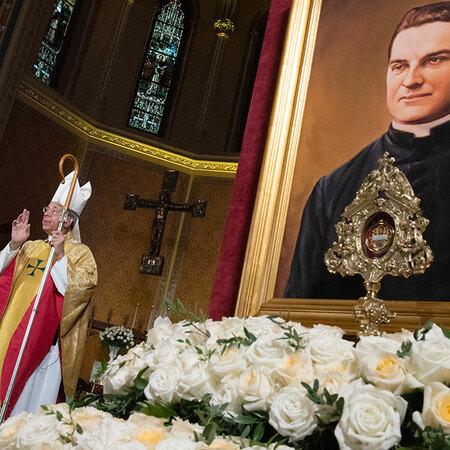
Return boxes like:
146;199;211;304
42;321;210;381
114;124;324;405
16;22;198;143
324;152;433;336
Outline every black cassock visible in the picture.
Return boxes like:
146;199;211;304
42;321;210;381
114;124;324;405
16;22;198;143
285;120;450;301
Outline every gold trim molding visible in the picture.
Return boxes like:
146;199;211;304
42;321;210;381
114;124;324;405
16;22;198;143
236;0;322;316
17;82;238;179
258;298;450;337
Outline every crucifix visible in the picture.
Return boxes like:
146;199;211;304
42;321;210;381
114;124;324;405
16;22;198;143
124;169;207;276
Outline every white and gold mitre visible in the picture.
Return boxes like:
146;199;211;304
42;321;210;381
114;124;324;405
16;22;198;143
51;171;92;242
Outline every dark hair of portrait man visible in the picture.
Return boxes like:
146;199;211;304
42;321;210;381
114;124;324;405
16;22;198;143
388;2;450;59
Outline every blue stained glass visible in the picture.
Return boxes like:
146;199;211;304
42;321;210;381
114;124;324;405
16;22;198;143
33;0;76;85
128;0;185;134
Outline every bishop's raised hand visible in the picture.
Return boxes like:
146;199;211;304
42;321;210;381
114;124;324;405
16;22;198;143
11;209;31;250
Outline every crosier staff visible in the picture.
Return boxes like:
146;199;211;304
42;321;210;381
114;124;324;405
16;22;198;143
0;154;79;424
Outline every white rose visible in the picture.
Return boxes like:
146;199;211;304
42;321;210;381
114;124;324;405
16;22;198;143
357;335;425;395
242;316;286;338
103;352;147;394
15;415;62;449
169;417;204;438
309;335;358;381
275;350;314;386
155;437;199;449
127;413;167;446
209;316;246;340
177;360;216;401
73;416;134;449
144;363;182;402
381;329;414;343
407;324;450;384
268;384;318;442
178;346;202;371
412;381;450;434
71;406;112;431
308;323;345;340
210;375;243;414
335;379;407;450
208;437;241;449
246;334;289;370
314;368;351;396
146;316;174;345
238;367;275;411
144;338;183;370
0;411;31;449
210;346;248;379
108;442;146;450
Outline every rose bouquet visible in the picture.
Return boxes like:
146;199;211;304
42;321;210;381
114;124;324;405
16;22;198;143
1;314;449;449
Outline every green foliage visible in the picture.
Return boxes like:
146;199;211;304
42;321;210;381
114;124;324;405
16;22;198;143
418;426;450;449
41;404;84;444
73;367;149;419
268;315;306;351
442;325;450;340
413;320;433;341
176;338;216;361
397;340;413;358
216;327;257;354
301;380;345;424
163;298;210;338
138;400;177;420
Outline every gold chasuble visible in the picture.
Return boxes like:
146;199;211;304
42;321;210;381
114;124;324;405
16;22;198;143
0;242;51;377
0;232;97;416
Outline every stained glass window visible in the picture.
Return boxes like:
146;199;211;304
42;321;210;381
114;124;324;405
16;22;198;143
128;0;185;134
33;0;76;86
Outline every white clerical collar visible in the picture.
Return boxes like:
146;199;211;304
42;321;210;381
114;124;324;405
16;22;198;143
392;114;450;137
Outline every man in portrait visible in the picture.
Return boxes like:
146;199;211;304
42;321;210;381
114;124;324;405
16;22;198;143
285;2;450;300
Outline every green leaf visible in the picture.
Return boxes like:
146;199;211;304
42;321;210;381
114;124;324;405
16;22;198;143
253;422;265;442
414;320;434;341
397;341;412;358
441;325;450;340
240;424;251;438
134;367;149;391
231;414;258;425
139;400;176;419
76;423;83;434
56;411;63;421
203;422;218;445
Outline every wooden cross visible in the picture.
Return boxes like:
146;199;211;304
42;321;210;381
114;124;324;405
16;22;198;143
123;169;207;275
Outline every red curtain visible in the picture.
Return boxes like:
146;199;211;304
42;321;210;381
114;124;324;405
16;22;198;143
208;0;293;319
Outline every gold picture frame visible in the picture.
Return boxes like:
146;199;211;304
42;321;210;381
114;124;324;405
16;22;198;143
235;0;450;334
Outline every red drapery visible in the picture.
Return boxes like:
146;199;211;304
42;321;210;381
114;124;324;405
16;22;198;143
208;0;293;320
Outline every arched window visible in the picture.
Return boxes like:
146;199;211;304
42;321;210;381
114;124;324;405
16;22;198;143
128;0;185;135
33;0;77;86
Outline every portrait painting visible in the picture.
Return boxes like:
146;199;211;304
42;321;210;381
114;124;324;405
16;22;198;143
236;0;450;331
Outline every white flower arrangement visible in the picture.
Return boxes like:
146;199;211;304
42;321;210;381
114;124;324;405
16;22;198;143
1;316;449;449
99;325;135;349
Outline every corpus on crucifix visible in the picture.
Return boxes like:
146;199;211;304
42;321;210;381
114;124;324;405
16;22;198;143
124;169;207;275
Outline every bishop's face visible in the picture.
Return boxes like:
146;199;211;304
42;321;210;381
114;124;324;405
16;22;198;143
386;21;450;125
42;201;64;234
